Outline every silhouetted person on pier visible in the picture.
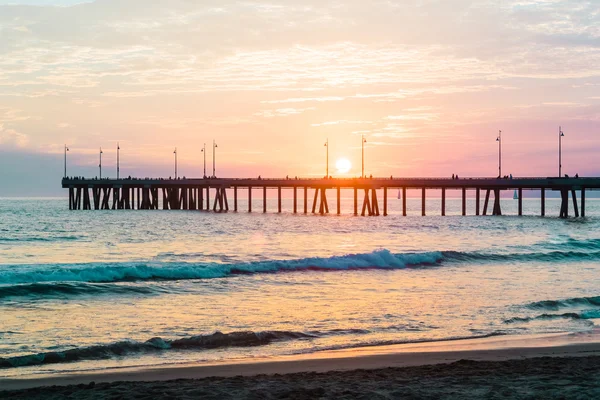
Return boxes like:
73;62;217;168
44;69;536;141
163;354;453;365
575;173;579;179
452;174;455;180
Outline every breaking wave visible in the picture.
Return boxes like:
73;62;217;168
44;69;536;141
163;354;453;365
2;247;600;288
504;310;600;324
526;296;600;311
0;250;444;286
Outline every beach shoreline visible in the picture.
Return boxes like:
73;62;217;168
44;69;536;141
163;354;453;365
2;330;600;393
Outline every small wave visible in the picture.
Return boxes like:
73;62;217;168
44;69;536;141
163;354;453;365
0;330;322;369
0;282;164;300
0;329;506;370
526;296;600;311
504;310;600;324
298;331;507;354
0;236;80;243
442;250;600;263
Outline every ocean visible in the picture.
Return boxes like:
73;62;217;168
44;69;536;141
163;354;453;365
1;195;600;378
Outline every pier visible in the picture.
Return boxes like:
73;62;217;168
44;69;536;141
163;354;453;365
62;177;600;218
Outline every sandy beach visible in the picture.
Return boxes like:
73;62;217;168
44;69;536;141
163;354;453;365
2;332;600;399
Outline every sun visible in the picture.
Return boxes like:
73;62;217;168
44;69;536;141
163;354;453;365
335;158;352;174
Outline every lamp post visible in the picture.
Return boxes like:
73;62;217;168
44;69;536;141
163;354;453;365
559;126;565;177
99;147;103;179
117;143;120;179
64;145;69;178
201;143;206;178
325;139;329;178
361;134;367;178
174;148;177;179
496;130;502;178
212;140;217;178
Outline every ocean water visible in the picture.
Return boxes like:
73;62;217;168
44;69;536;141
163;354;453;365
1;194;600;378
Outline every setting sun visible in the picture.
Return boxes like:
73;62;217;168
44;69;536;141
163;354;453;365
336;158;352;174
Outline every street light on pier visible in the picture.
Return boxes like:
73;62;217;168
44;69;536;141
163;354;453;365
64;145;69;178
361;135;367;178
212;140;218;178
117;143;120;179
324;139;329;178
174;148;178;179
201;143;206;178
496;130;502;177
559;127;565;177
99;147;103;179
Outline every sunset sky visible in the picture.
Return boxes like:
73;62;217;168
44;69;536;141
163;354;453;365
0;0;599;195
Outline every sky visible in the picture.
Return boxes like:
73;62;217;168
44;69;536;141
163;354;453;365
0;0;599;195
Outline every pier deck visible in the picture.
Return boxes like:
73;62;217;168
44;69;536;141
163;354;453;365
62;177;600;218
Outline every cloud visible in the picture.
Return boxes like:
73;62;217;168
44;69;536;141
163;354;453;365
0;124;29;148
311;120;374;127
254;107;315;118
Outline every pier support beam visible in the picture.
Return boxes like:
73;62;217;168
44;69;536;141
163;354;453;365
278;187;282;213
93;188;101;210
212;187;228;213
421;188;426;216
199;187;204;211
441;188;446;216
234;187;238;212
482;189;490;215
304;187;308;214
559;189;569;218
582;188;586;218
492;189;502;216
476;188;480;216
248;187;252;212
206;187;210;210
541;189;545;217
462;188;466;216
402;188;407;217
312;187;329;215
383;187;388;216
263;186;267;213
354;188;358;216
571;190;579;218
518;188;523;216
371;188;380;216
83;188;91;210
293;187;297;214
361;189;372;216
337;187;341;215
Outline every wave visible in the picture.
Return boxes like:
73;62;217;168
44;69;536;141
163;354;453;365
526;296;600;311
442;250;600;263
0;329;504;370
0;282;166;300
2;248;600;286
504;310;600;324
0;235;80;243
0;250;444;285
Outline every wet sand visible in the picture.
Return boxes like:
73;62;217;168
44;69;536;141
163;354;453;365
2;333;600;399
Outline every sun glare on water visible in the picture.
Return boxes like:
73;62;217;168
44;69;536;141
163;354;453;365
336;158;352;174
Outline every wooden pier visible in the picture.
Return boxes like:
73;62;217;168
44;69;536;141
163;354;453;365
62;177;600;218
